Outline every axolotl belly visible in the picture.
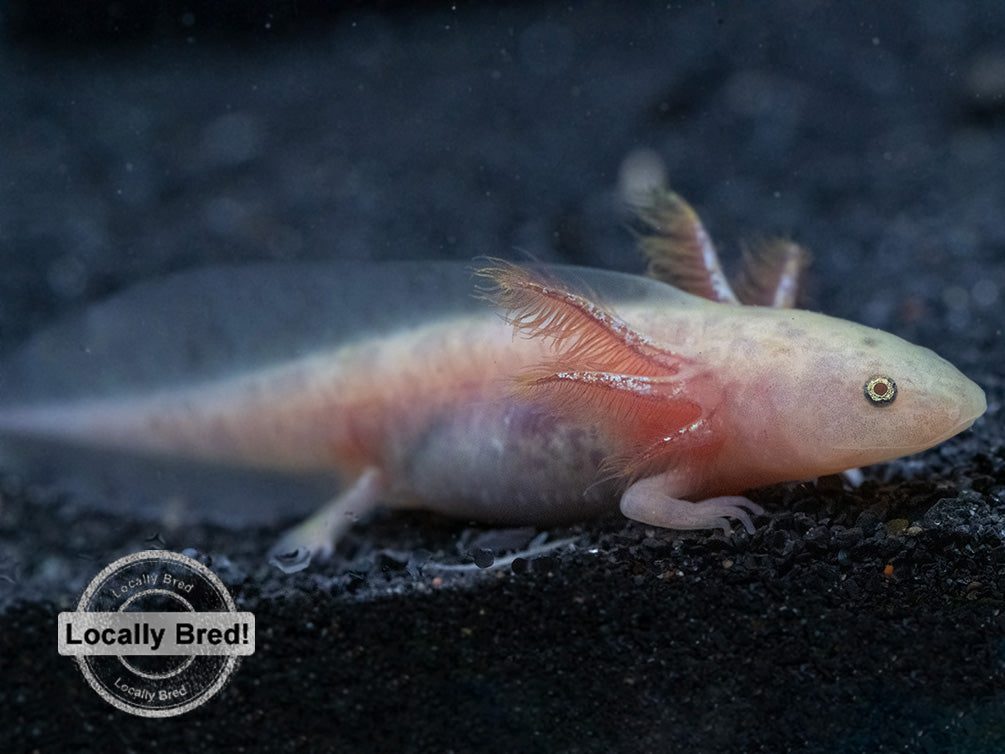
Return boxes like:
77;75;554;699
0;195;986;566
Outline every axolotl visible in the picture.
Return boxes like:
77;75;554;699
0;193;986;568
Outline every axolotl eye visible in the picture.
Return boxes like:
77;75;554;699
864;375;897;405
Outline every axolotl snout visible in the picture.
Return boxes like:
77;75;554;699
0;193;986;567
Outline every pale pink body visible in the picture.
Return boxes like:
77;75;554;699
0;268;984;567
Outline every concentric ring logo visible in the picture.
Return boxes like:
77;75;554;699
58;550;254;717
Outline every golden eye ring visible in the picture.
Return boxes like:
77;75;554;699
864;376;897;405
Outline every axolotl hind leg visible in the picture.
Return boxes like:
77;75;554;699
620;472;764;537
268;467;385;573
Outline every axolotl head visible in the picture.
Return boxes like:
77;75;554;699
733;307;986;480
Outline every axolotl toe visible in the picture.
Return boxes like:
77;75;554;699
0;193;986;567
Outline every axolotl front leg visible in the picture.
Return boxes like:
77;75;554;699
621;473;763;537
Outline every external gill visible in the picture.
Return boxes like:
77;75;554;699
637;191;809;309
479;261;721;487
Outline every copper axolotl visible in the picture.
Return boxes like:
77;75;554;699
0;193;986;569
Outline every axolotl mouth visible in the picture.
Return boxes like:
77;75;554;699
910;374;986;449
932;389;987;444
